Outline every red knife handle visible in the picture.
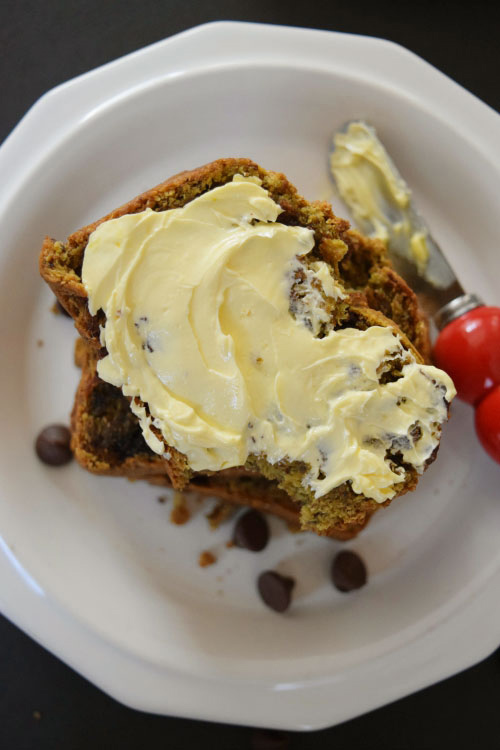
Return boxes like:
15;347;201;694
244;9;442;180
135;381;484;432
434;305;500;464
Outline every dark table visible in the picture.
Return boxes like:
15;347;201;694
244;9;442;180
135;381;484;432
2;2;499;748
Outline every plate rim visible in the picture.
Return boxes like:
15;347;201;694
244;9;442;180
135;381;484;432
1;20;500;730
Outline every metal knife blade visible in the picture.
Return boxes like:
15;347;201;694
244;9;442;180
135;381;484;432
329;120;465;320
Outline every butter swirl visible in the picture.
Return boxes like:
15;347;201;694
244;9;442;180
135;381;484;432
82;177;455;502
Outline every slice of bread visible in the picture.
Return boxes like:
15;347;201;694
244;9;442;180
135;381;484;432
41;158;436;539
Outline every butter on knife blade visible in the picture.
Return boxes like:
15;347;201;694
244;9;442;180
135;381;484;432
330;121;456;291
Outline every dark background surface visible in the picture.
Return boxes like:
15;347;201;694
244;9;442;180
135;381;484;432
2;2;500;748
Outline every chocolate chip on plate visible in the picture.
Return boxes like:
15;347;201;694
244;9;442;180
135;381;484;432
233;509;269;551
257;570;295;613
331;550;367;592
35;424;73;466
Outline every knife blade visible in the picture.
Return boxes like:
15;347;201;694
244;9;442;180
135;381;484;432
329;120;467;322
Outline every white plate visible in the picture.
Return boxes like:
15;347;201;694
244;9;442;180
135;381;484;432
1;21;500;731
